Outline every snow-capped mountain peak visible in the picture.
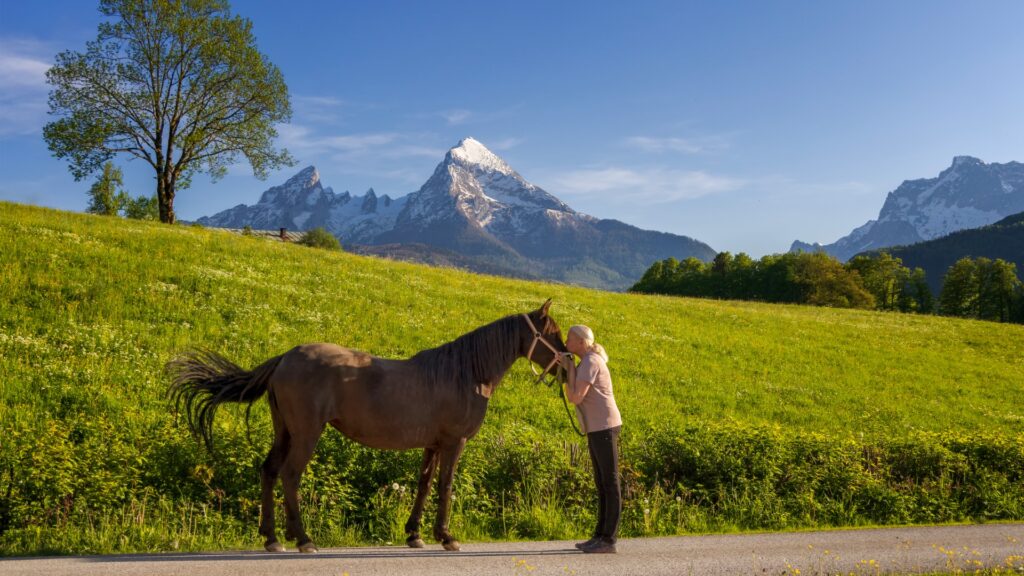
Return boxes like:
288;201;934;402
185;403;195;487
792;156;1024;260
448;137;514;175
258;165;321;204
196;137;717;289
395;137;575;235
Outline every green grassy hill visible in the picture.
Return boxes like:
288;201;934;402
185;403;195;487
1;201;1022;555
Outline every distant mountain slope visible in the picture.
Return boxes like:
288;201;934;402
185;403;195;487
793;156;1024;261
857;211;1024;294
198;137;716;290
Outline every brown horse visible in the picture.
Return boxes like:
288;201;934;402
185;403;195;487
168;299;568;553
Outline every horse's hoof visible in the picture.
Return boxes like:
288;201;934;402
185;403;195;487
298;542;319;553
442;539;461;552
264;541;285;553
407;537;425;549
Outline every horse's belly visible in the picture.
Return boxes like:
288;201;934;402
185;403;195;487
330;418;436;450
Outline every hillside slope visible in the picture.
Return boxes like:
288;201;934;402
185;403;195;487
1;202;1022;554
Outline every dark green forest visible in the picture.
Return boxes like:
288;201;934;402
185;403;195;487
631;251;1024;324
860;212;1024;294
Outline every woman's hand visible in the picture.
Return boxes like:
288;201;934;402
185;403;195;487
561;355;592;405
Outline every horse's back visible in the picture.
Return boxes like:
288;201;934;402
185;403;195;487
282;342;373;369
271;343;442;448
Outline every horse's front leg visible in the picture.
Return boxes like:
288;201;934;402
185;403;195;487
433;438;467;551
405;447;438;548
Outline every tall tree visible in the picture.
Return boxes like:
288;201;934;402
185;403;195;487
86;161;127;216
846;253;907;311
976;258;1022;322
44;0;294;224
902;267;934;314
939;258;979;318
792;252;875;309
1013;286;1024;324
710;251;734;298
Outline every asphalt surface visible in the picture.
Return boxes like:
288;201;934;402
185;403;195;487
2;523;1022;576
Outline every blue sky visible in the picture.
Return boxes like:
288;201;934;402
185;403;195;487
1;0;1022;256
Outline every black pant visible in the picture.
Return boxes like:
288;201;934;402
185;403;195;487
587;425;621;543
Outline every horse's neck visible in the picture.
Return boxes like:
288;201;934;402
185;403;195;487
473;317;523;384
420;315;524;386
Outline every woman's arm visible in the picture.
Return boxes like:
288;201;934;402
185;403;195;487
565;354;598;405
565;379;591;405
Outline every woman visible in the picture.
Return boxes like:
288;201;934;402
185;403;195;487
564;324;621;554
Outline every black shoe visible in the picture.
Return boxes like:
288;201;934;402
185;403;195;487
580;538;616;554
574;536;600;550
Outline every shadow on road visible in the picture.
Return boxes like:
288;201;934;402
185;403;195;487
76;547;583;563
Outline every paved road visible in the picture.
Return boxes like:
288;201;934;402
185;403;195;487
3;524;1022;576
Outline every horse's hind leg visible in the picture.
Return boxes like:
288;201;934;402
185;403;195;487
405;447;438;548
259;432;289;552
280;427;321;553
433;438;467;551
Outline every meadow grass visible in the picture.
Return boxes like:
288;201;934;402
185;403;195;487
1;201;1022;555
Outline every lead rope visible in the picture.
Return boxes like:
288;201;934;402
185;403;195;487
522;315;585;437
557;360;586;437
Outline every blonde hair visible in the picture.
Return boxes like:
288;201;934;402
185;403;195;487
569;325;609;362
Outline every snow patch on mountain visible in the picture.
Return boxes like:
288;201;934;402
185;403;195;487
197;137;716;290
449;137;514;175
792;156;1024;261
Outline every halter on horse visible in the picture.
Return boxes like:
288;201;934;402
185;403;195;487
522;314;585;436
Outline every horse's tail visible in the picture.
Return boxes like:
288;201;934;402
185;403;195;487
166;349;284;453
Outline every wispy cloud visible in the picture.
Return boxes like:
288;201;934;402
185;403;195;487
0;37;53;137
289;94;350;125
551;166;745;203
277;125;397;153
624;134;731;155
293;95;345;108
489;137;525;151
276;124;446;166
421;104;525;128
441;109;473;125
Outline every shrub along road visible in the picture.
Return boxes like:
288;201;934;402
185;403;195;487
3;524;1022;576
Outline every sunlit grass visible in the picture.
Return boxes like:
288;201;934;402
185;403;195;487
1;201;1022;555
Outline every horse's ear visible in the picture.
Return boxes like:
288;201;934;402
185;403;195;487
540;298;552;317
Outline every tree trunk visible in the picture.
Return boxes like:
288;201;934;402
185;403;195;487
164;174;176;225
157;171;175;224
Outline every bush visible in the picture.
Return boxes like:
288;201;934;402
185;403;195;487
299;227;342;251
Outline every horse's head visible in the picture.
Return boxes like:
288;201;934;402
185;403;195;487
523;298;570;384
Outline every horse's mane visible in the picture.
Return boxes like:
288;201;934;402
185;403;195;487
410;314;523;392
